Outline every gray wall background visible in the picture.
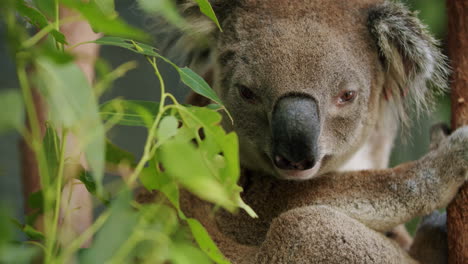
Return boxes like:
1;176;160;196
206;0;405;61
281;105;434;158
0;0;449;232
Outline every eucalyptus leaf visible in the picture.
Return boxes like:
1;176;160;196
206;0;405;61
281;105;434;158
90;37;226;108
140;158;180;210
78;170;96;195
194;0;222;31
32;0;54;18
23;224;45;240
0;89;24;133
100;99;160;127
139;165;159;191
92;36;159;56
17;0;67;44
157;116;179;143
43;122;60;179
105;140;136;167
0;244;37;264
35;57;105;194
27;190;44;211
138;0;186;28
94;0;116;17
170;243;212;264
179;106;255;216
186;218;230;264
60;0;149;41
0;207;13;245
178;67;223;107
39;42;75;64
159;137;235;211
79;190;138;264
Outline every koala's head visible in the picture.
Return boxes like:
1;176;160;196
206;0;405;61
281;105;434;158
164;0;448;180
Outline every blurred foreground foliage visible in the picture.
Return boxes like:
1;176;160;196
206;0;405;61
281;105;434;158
0;0;254;263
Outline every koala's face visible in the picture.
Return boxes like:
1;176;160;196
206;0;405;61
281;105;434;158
212;3;383;180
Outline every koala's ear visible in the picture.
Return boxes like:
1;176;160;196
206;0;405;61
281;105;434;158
367;2;449;124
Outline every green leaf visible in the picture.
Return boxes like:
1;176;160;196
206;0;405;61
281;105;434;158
0;89;24;133
0;244;38;264
178;67;224;107
89;37;226;109
26;191;44;225
138;0;186;29
179;106;256;217
43;122;60;179
170;243;212;264
157;116;179;143
139;166;158;191
39;42;75;64
23;224;45;240
60;0;149;41
100;99;160;127
92;36;159;57
186;218;230;264
0;207;13;245
194;0;222;31
0;211;38;264
77;170;110;205
105;140;136;167
27;191;44;211
78;170;96;195
17;0;67;44
94;0;116;17
79;190;138;264
35;58;105;194
32;0;54;18
140;158;180;210
159;137;235;211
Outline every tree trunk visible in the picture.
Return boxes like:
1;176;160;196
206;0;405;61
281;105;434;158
446;0;468;263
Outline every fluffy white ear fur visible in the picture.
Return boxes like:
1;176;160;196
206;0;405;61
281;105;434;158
368;1;449;126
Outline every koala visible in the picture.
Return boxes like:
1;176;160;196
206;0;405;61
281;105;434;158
152;0;468;263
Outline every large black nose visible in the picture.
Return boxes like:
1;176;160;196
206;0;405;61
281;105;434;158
271;95;320;171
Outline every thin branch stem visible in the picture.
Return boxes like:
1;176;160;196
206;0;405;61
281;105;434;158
46;129;68;260
22;16;80;49
57;210;111;263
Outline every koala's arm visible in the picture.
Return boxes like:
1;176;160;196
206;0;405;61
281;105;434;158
281;126;468;232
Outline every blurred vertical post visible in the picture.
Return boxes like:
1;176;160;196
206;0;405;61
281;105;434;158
446;0;468;263
58;6;101;247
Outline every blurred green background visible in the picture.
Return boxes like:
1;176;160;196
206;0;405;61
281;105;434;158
0;0;451;237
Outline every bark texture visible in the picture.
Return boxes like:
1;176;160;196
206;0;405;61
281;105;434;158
447;0;468;263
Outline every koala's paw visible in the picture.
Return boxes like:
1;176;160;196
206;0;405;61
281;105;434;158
417;211;447;235
429;125;468;181
429;123;451;151
410;211;448;264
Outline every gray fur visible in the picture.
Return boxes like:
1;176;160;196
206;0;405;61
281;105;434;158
146;1;467;263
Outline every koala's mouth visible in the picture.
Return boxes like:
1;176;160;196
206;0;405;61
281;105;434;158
271;155;324;181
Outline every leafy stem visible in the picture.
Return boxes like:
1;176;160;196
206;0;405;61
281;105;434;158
17;60;56;261
22;16;80;49
46;128;68;262
54;0;63;51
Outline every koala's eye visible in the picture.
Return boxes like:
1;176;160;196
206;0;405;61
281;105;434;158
336;90;357;105
238;85;259;104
